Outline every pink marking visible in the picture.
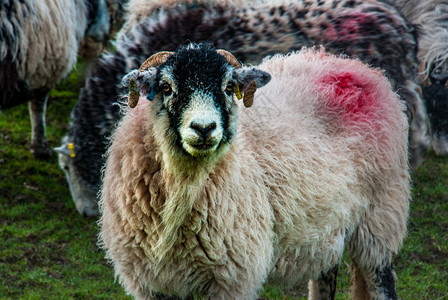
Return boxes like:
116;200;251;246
324;26;338;41
323;12;377;43
318;72;378;123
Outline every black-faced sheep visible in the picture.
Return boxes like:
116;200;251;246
388;0;448;156
0;0;118;157
57;0;424;216
99;43;410;300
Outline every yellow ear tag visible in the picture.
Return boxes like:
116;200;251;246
67;143;76;158
235;82;243;100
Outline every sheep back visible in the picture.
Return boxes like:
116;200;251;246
244;50;410;285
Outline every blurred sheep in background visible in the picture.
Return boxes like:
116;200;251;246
0;0;125;157
388;0;448;156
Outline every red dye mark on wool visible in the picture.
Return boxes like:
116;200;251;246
319;71;378;122
323;12;378;42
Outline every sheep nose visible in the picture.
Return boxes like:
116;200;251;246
190;121;217;139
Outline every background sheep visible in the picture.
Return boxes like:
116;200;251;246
388;0;448;79
388;0;448;156
0;0;122;157
99;43;410;299
79;0;128;64
57;0;425;216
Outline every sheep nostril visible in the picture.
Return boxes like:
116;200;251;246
190;121;217;139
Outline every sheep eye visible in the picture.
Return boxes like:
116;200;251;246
225;82;234;95
161;83;172;96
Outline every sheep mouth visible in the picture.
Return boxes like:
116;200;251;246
190;143;216;150
183;140;220;157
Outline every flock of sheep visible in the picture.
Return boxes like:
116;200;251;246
1;0;447;299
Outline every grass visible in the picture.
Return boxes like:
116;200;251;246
1;64;447;299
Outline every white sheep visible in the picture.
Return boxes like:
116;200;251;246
99;44;410;299
0;0;114;157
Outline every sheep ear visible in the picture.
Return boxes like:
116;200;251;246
242;81;257;107
127;77;140;108
235;67;271;89
122;69;158;108
235;67;271;107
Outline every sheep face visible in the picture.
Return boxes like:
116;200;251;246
157;62;231;158
57;152;99;217
55;137;99;217
123;44;271;159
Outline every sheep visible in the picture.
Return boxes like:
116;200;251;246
0;0;116;157
79;0;128;63
423;82;448;155
98;43;410;300
57;0;424;216
388;0;448;156
388;0;448;79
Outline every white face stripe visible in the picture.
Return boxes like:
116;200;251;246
179;90;224;157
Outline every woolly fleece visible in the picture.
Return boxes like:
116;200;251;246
0;0;88;89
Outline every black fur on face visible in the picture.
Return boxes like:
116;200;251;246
153;44;237;154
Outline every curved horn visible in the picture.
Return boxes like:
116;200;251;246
216;49;242;69
139;51;174;71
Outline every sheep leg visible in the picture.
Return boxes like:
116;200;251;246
308;265;339;300
350;262;398;300
29;88;52;158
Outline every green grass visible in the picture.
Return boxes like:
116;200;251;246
0;70;130;300
1;65;447;299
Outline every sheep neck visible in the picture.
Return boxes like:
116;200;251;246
146;100;237;260
155;137;236;261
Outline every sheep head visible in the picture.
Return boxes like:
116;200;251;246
121;43;271;158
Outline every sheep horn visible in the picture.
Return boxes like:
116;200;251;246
243;80;257;108
217;49;259;106
139;51;174;71
216;49;242;69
